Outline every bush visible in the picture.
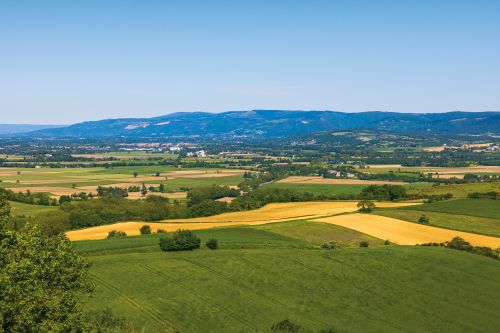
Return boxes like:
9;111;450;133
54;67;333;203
321;241;337;250
206;238;218;250
417;214;430;224
271;319;302;333
156;229;166;234
106;230;127;239
357;200;375;213
159;229;201;252
384;240;391;245
359;241;369;248
139;225;152;235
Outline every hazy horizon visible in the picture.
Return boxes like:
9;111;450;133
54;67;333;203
1;0;499;124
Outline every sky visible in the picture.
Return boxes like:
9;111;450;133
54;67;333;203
1;0;499;124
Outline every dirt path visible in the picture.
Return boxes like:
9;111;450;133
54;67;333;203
313;214;500;248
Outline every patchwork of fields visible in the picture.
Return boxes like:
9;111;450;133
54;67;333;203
0;166;244;198
66;201;419;240
80;227;500;333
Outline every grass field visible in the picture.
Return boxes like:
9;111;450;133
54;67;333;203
375;210;500;237
405;199;500;219
8;201;57;217
80;228;500;332
262;182;368;195
406;182;500;198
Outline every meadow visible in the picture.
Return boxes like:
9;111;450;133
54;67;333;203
262;182;369;195
9;201;57;217
79;225;500;332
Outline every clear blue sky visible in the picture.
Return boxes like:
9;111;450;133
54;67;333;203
1;0;499;124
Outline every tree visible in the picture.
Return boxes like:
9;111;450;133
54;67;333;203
140;225;152;235
417;214;430;224
159;229;201;251
0;226;94;332
155;171;160;177
59;195;72;204
0;194;10;229
133;172;138;178
357;200;375;213
206;238;218;250
141;183;148;197
107;230;127;239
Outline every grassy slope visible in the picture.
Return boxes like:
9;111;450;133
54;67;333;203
9;201;57;217
256;220;384;247
407;182;500;199
405;199;500;219
374;199;500;237
375;209;500;237
76;227;312;255
262;182;368;195
85;245;500;333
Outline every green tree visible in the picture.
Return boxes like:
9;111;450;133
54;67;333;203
0;226;94;332
140;225;152;235
357;200;375;213
141;183;148;197
417;214;430;224
0;195;10;229
133;172;138;178
159;229;201;252
206;238;218;250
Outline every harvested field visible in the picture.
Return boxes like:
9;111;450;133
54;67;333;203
66;201;419;240
278;176;406;185
313;214;500;248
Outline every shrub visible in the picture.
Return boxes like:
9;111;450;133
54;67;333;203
159;229;201;252
321;241;337;250
206;238;218;250
106;230;127;239
417;214;430;224
357;200;375;213
156;229;166;234
359;241;369;248
139;225;152;235
270;319;302;333
384;240;391;245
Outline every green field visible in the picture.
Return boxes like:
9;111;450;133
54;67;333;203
407;181;500;198
79;223;500;332
405;199;500;219
374;199;500;237
375;209;500;237
9;201;57;217
262;182;368;195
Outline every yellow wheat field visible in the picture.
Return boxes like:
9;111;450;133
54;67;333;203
313;214;500;248
66;201;418;240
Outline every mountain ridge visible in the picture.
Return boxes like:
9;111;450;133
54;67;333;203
24;110;500;138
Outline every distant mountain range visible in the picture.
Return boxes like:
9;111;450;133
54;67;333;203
0;124;65;135
21;110;500;139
